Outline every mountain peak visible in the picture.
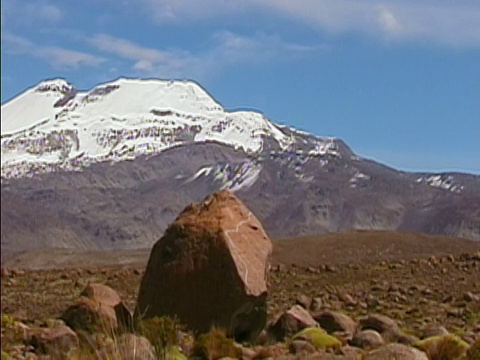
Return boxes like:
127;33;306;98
2;78;339;179
35;78;74;94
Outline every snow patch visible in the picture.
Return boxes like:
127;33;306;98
417;175;463;193
350;171;370;188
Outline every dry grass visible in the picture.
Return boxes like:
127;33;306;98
192;327;242;360
414;334;470;360
466;338;480;360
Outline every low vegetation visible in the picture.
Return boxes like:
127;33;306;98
1;250;479;359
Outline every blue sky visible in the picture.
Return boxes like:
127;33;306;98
2;0;479;174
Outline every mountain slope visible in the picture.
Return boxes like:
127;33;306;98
1;78;479;254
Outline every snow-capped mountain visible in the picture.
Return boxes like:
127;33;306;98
1;78;337;179
1;78;479;254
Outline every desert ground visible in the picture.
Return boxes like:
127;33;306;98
2;230;480;359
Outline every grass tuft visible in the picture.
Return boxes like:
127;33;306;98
136;316;184;358
292;327;341;351
192;327;242;360
413;334;470;360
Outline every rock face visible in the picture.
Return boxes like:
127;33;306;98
136;190;273;341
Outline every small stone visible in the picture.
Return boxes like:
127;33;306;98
270;305;318;340
364;343;428;360
420;324;449;339
31;325;79;356
350;330;384;350
310;298;323;312
1;267;10;277
359;314;399;334
463;292;479;302
289;340;316;354
313;310;358;337
295;294;311;309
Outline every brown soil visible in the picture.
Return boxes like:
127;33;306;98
2;231;480;355
3;230;479;271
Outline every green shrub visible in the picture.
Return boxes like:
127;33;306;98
413;334;470;360
292;327;341;351
137;316;184;358
193;327;242;360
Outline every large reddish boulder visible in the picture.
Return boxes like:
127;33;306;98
136;190;273;341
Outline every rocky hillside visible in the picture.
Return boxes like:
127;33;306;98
1;79;479;254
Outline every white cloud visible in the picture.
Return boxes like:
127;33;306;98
2;1;63;28
89;34;169;63
140;0;480;47
86;32;319;80
88;34;186;74
2;33;105;69
140;0;246;23
38;4;62;22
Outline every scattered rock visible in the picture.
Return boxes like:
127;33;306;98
350;330;384;350
420;324;449;339
61;296;117;333
295;294;311;309
81;283;121;308
136;191;273;341
288;339;316;354
30;325;78;356
338;292;357;306
62;283;133;333
463;291;479;302
359;313;399;334
270;305;318;340
395;332;419;346
364;343;429;360
11;269;26;277
310;297;323;312
1;267;10;277
313;310;358;337
325;265;337;273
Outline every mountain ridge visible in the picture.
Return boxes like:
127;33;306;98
1;78;479;253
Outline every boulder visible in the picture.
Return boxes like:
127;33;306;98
62;286;132;334
270;305;318;340
350;330;384;349
313;310;358;337
81;283;121;307
365;343;429;360
62;296;117;333
136;191;272;341
31;325;78;356
359;314;398;334
421;323;448;339
359;313;411;343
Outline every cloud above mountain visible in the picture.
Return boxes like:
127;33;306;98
141;0;480;47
